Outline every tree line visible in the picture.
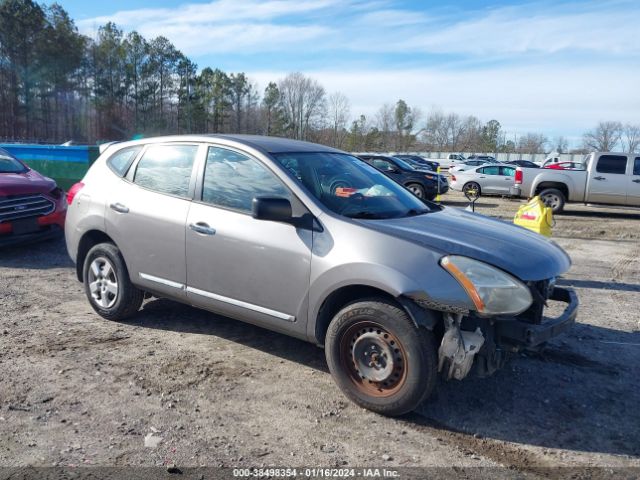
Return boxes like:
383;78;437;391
0;0;638;154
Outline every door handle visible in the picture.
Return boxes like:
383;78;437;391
593;176;606;181
633;179;640;184
109;203;129;214
189;222;216;235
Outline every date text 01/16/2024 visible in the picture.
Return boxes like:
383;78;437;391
232;468;400;478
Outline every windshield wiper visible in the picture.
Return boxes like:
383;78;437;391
404;208;429;217
343;211;386;219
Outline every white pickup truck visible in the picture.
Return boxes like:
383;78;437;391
432;153;466;169
511;152;640;213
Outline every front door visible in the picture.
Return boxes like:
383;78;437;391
105;143;201;297
185;145;312;337
588;154;629;204
627;157;640;207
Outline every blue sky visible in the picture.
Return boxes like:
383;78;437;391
64;0;640;146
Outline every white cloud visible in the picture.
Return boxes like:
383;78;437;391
250;62;640;139
77;0;640;57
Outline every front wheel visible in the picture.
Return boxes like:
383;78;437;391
405;183;425;199
83;242;144;321
539;188;566;213
325;299;438;416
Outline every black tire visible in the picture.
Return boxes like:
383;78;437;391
405;183;425;199
83;242;144;321
463;181;481;196
325;298;438;416
538;188;565;213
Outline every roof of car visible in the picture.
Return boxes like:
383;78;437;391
106;134;343;155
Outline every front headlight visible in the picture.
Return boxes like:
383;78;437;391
440;255;533;315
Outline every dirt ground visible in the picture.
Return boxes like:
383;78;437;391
1;190;639;477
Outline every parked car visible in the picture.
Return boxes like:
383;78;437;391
431;153;466;169
357;154;448;200
505;160;540;169
543;161;584;170
65;135;577;416
512;152;640;212
393;154;440;172
0;147;67;246
450;164;517;196
449;159;495;173
467;154;497;162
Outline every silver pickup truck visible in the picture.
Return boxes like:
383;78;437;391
511;152;640;212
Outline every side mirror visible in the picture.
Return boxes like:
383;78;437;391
252;197;292;223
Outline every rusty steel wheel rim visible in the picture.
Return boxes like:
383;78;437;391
340;321;408;397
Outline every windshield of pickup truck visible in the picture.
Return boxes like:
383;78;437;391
273;152;432;219
0;149;28;173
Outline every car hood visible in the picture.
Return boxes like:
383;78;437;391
0;169;56;196
362;207;571;281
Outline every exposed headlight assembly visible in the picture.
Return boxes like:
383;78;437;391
440;255;533;315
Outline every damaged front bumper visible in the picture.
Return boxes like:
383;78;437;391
438;286;578;380
494;287;578;348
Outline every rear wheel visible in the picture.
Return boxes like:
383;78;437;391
325;299;438;416
462;181;481;197
539;188;565;213
83;242;144;321
406;183;425;199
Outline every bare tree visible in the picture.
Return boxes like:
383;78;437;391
278;72;326;141
517;133;548;153
375;103;394;150
552;136;568;154
622;123;640;153
327;91;350;149
582;121;623;152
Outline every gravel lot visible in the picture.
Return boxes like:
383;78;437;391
1;191;639;477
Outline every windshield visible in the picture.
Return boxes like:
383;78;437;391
0;149;28;173
390;157;415;170
273;152;433;219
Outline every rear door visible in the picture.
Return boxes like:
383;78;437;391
627;157;640;206
497;166;516;194
105;143;202;298
476;165;501;193
587;154;629;205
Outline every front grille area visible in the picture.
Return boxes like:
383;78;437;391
517;278;555;324
0;194;55;223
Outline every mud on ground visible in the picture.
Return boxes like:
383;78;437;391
0;193;639;476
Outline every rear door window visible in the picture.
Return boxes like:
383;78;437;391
500;166;515;176
133;144;198;198
634;157;640;175
596;155;628;174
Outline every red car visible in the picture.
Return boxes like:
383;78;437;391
0;147;67;246
543;161;583;170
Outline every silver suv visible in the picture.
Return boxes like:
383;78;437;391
65;135;578;416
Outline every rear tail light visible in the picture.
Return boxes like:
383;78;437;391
451;175;456;182
66;182;85;205
515;168;523;184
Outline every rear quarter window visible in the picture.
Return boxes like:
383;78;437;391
107;146;143;176
596;155;627;174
